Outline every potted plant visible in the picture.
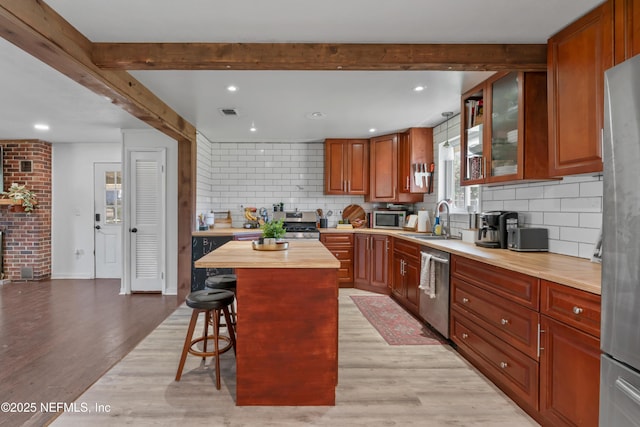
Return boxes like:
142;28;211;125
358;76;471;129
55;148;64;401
260;217;286;244
2;183;37;213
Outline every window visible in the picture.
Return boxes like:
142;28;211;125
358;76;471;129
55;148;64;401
104;170;123;224
438;135;479;214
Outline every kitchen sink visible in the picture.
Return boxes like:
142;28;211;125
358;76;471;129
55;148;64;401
399;233;450;240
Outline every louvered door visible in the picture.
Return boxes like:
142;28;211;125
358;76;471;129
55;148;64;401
129;150;166;292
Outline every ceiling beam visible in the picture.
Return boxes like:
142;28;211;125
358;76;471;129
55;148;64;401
92;42;547;71
0;0;196;143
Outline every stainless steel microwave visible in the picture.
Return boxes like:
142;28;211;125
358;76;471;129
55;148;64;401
372;210;407;229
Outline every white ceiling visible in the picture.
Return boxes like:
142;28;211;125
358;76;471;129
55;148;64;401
0;0;602;144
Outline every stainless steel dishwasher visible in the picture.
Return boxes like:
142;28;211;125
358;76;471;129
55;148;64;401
418;246;450;339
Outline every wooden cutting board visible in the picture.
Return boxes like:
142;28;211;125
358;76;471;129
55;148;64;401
342;204;366;226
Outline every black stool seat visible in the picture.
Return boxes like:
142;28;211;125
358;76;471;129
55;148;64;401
205;274;237;290
186;289;234;310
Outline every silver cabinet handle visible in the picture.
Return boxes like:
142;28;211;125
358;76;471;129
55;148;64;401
500;361;509;369
462;297;469;304
501;318;510;325
572;306;583;315
462;333;469;339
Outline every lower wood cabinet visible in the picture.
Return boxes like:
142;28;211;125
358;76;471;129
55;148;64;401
539;280;601;427
451;310;539;411
354;233;390;294
450;255;602;426
320;233;354;287
391;238;420;316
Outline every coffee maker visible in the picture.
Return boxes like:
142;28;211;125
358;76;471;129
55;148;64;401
475;211;518;248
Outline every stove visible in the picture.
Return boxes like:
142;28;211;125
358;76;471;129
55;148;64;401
273;211;320;240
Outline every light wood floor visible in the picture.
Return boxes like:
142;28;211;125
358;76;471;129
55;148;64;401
50;288;538;426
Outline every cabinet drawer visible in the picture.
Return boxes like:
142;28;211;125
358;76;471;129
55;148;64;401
327;247;352;261
541;280;601;338
393;238;420;258
452;278;539;359
451;310;539;410
451;256;539;310
320;233;354;246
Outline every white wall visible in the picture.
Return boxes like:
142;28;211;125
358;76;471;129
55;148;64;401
122;130;178;295
51;142;121;278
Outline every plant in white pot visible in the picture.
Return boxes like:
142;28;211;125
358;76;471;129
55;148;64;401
260;217;286;245
2;183;37;213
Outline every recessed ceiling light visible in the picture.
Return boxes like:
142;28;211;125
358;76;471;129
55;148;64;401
34;123;50;131
305;112;326;120
414;85;426;92
250;123;257;132
227;85;238;92
369;128;376;133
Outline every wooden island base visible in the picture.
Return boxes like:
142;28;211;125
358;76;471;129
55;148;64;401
194;241;341;406
235;268;338;406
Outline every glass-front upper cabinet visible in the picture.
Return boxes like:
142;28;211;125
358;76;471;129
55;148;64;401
460;71;550;186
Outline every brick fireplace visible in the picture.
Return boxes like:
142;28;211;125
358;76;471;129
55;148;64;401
0;140;52;281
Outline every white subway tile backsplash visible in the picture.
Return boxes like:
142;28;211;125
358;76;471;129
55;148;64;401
561;197;601;212
580;180;603;197
529;198;561;212
504;200;529;211
544;212;580;227
579;242;600;260
548;240;580;257
482;200;504;211
560;227;601;244
579;213;603;229
491;188;516;201
543;182;580;198
515;185;544;200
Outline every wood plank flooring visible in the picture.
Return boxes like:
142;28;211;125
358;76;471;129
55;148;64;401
50;288;538;426
0;279;178;427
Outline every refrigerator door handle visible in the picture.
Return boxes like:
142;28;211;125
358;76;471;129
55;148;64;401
616;377;640;406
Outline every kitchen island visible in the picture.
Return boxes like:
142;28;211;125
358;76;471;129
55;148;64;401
195;240;340;406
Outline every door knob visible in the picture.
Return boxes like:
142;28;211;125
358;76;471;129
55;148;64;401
130;227;138;233
95;225;101;230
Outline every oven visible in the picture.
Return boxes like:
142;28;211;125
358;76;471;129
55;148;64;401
273;211;320;240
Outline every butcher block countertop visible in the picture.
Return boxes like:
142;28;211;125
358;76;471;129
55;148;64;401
194;240;340;269
192;227;601;294
319;228;602;295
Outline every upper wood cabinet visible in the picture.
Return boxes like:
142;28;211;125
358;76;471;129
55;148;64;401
460;71;548;186
398;127;433;193
324;139;369;195
547;1;613;177
614;0;640;63
366;133;424;203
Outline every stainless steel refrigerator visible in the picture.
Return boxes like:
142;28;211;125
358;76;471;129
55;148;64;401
600;53;640;426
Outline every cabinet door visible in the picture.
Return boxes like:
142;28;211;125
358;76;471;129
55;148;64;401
548;1;613;176
614;0;640;63
370;235;389;289
353;234;370;286
345;140;369;194
391;251;405;298
540;316;600;427
324;139;346;194
487;72;520;181
461;81;486;185
368;134;398;201
399;128;433;193
404;256;421;314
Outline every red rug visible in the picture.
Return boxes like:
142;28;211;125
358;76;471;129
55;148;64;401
350;295;445;345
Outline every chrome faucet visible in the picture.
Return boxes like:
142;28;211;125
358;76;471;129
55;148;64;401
435;199;451;239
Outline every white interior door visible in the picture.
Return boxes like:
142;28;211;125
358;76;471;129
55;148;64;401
129;150;165;292
94;163;123;278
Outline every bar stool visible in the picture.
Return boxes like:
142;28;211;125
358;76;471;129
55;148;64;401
205;274;237;326
175;289;236;390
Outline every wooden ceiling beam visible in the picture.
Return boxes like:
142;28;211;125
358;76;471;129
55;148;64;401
0;0;196;143
92;42;548;71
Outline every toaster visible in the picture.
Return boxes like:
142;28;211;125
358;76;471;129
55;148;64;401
507;227;549;252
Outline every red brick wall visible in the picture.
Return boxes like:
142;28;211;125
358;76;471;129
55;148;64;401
0;140;52;281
